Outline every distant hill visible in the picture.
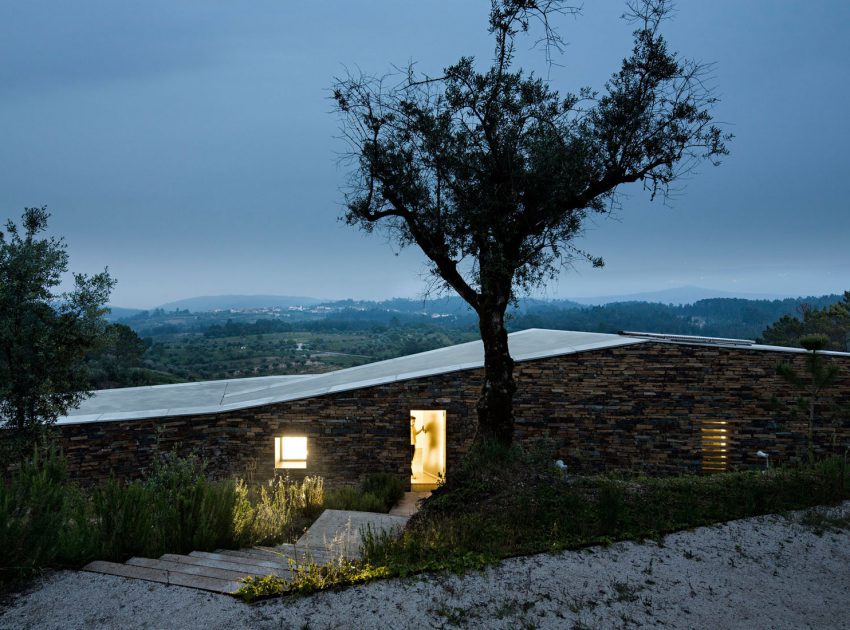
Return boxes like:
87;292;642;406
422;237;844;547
320;295;582;316
157;294;324;312
570;286;791;306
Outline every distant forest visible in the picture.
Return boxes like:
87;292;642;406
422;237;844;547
116;294;844;341
511;295;845;340
88;293;846;388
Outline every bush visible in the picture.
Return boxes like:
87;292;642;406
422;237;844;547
232;475;324;547
325;487;386;513
325;473;405;513
0;448;326;588
0;447;96;579
360;472;405;510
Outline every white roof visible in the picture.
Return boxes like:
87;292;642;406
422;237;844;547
58;328;849;425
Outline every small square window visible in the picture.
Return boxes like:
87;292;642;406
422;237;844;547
275;436;308;469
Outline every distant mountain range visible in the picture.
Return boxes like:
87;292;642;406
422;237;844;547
105;286;807;319
569;286;792;306
106;289;845;344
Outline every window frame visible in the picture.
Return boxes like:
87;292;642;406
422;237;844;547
274;435;308;469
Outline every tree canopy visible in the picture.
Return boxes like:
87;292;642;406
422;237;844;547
333;0;730;444
0;207;114;457
761;292;850;352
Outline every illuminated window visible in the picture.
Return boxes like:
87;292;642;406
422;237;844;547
700;421;729;473
275;436;308;469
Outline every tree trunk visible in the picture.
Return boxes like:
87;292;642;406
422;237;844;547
474;296;516;445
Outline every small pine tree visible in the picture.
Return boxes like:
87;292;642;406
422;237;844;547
776;334;841;463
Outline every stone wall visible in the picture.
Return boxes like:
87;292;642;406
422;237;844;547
56;342;850;485
514;344;850;474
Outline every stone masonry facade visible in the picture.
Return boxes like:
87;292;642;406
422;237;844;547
56;342;850;486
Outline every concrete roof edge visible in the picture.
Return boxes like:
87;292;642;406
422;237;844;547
55;329;848;427
56;333;648;425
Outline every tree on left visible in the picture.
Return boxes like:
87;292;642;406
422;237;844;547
0;207;115;460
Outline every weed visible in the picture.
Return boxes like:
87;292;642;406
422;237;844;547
799;508;850;535
610;580;641;603
435;604;475;625
236;559;391;602
495;598;535;619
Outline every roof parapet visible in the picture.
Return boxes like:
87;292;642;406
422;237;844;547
619;331;755;346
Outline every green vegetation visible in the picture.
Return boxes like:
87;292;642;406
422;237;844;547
522;295;847;340
776;334;842;463
761;291;850;352
0;207;114;458
137;327;477;382
239;561;390;602
0;448;404;591
86;323;185;388
333;0;731;446
367;443;850;567
324;473;405;513
98;292;847;389
232;475;324;546
0;448;322;588
238;443;850;601
7;442;849;601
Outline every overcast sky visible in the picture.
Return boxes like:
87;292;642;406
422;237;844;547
1;1;848;308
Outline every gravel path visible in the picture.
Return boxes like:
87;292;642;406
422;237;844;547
2;503;848;629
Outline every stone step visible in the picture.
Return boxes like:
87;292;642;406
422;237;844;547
215;548;296;565
189;550;294;570
80;508;407;594
82;560;240;594
258;544;339;564
174;552;291;576
127;557;253;583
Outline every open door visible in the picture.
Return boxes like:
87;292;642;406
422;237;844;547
410;410;446;489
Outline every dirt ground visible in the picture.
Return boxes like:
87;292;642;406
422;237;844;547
2;502;848;629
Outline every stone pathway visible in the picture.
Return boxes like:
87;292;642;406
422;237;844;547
296;509;408;557
82;499;421;595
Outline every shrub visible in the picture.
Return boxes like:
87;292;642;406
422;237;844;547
361;444;850;575
360;473;405;510
0;447;96;580
232;475;324;547
325;487;386;513
325;473;405;513
0;449;325;588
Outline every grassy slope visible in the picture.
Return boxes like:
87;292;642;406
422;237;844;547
238;445;850;601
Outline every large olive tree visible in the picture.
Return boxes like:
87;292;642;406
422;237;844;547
333;0;730;445
0;207;114;457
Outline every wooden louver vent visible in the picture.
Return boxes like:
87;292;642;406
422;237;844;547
701;420;729;473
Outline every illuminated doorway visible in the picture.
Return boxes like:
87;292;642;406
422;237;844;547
410;410;446;489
